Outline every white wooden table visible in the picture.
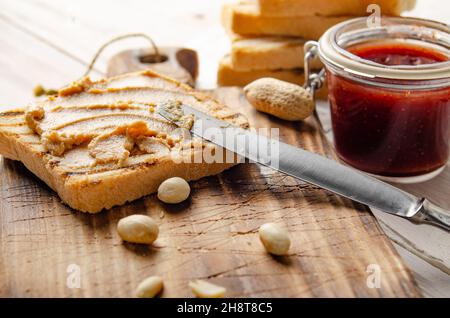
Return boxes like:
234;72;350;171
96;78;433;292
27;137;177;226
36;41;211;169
0;0;448;297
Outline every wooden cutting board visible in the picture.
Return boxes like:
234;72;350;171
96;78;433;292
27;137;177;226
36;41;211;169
0;66;420;297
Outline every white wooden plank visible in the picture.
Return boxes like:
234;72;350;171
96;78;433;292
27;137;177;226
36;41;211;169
0;0;230;87
0;17;86;107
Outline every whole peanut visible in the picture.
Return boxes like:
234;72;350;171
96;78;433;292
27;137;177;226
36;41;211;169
157;177;191;204
117;214;159;244
259;222;291;255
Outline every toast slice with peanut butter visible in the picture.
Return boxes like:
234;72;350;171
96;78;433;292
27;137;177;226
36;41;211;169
0;70;248;213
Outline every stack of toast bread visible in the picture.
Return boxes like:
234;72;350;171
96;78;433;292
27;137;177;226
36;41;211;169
218;0;415;91
0;70;248;213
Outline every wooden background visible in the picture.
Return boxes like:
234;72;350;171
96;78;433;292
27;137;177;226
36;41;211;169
0;0;449;297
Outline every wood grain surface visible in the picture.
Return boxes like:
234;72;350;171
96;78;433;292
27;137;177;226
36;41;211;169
0;85;420;297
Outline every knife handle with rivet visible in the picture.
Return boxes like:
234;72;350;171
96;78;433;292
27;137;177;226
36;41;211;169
412;200;450;230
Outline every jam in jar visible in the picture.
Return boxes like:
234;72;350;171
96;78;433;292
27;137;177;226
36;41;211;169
316;17;450;183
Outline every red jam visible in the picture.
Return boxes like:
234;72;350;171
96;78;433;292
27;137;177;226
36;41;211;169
327;42;450;177
349;43;448;66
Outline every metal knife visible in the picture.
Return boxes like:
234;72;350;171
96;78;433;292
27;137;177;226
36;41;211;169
158;103;450;231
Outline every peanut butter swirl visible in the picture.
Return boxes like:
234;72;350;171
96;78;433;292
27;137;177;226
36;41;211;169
24;73;248;173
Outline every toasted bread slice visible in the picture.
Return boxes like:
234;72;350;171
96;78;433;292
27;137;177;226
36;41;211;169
222;2;351;39
0;70;248;213
230;36;323;71
218;55;306;87
257;0;416;17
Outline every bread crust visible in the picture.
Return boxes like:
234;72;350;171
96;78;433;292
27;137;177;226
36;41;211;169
218;55;305;87
231;36;324;71
257;0;416;17
222;3;351;39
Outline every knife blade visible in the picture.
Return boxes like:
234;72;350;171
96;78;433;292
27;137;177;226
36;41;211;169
158;103;450;230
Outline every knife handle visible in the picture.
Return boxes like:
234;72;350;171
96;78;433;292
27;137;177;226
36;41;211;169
411;199;450;231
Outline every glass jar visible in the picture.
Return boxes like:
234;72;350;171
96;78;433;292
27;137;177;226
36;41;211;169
308;17;450;183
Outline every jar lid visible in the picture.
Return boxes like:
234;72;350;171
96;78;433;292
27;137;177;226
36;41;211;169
318;17;450;81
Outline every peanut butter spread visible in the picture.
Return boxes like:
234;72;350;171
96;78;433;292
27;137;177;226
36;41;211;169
159;100;195;130
23;81;222;171
23;72;247;175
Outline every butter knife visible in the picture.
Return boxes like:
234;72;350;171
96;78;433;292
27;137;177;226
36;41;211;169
158;103;450;231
